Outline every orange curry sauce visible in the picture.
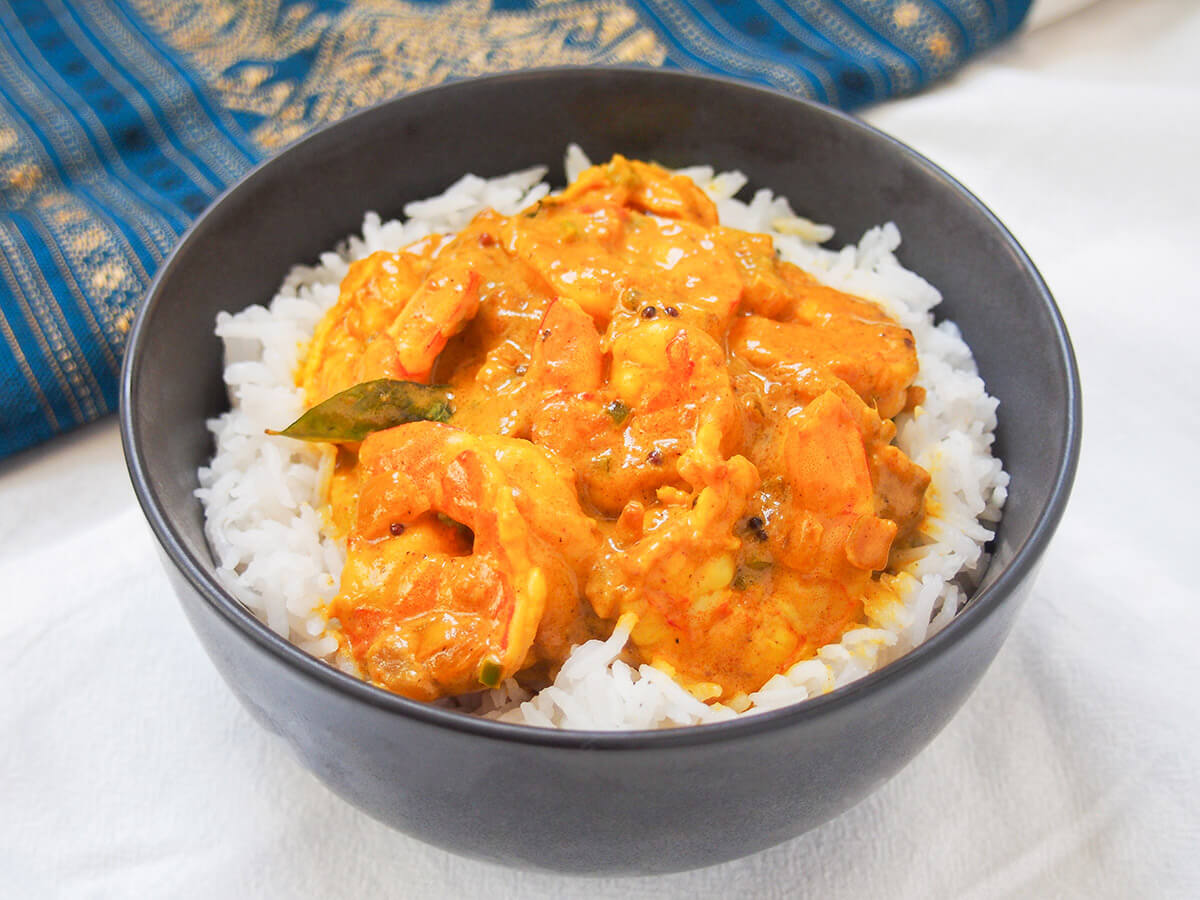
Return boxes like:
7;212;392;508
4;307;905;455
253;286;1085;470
298;157;930;704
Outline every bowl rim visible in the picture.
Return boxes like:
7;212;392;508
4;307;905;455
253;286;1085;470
120;65;1082;751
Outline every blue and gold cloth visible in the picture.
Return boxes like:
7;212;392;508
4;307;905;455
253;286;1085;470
0;0;1030;458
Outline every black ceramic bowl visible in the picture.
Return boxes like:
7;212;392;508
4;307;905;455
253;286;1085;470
120;68;1079;875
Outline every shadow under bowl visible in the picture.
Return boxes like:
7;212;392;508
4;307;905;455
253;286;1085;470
120;67;1080;875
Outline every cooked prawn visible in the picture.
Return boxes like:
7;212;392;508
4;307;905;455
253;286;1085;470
302;217;507;404
331;421;599;701
729;285;919;419
504;158;742;332
300;241;442;404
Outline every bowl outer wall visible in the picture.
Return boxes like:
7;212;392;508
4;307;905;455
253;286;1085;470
120;68;1080;874
163;544;1038;874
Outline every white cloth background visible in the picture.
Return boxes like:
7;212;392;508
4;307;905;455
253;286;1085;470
2;0;1197;894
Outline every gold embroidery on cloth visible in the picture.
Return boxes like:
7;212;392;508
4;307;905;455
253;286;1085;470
0;95;144;415
892;2;920;27
128;0;667;150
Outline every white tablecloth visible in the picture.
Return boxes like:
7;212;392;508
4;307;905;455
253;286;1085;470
3;0;1198;894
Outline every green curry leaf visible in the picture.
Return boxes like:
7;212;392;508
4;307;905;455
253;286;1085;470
268;379;453;443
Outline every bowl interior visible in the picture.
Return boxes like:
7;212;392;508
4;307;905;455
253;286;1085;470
123;68;1078;725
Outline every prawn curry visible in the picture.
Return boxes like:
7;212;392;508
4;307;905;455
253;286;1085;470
292;157;931;706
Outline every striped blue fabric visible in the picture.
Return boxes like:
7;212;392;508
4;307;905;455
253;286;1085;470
0;0;1030;458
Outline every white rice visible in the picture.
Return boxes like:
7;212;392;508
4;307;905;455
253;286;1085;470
196;146;1008;729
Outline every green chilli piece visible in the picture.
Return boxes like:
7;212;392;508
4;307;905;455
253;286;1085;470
605;399;630;425
268;378;453;443
478;658;504;689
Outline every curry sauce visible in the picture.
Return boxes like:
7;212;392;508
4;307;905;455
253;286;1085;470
298;156;930;704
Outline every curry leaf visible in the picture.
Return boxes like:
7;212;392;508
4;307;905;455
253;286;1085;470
268;379;453;443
